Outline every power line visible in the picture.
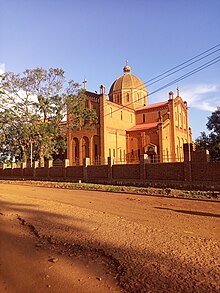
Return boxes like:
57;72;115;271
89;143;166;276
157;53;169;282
103;55;220;117
144;43;220;85
148;56;220;97
145;48;220;87
102;43;220;113
105;43;220;94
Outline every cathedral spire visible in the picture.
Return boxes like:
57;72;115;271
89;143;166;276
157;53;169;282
83;78;87;90
177;86;180;97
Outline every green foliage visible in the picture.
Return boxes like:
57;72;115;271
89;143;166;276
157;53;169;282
0;68;97;163
65;81;98;130
195;107;220;161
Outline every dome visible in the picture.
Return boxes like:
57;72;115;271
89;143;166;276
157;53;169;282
108;63;148;109
109;73;146;95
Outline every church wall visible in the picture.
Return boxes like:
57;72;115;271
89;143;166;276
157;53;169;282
67;126;100;165
135;106;168;125
162;122;171;162
173;100;190;161
127;128;159;161
103;101;135;162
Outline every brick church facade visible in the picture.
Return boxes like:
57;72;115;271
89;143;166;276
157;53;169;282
66;64;192;165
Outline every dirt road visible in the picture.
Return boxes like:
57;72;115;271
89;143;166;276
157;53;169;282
0;183;219;293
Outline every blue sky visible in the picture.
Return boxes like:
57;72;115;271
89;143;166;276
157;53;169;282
1;0;219;139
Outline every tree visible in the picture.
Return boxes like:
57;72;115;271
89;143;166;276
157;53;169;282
0;68;97;165
195;107;220;161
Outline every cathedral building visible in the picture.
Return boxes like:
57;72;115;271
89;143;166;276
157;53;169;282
66;64;192;165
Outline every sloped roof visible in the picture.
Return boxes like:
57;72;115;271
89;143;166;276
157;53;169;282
136;101;168;111
127;122;158;132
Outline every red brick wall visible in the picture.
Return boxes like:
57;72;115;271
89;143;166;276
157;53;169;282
35;167;48;178
23;168;34;177
146;163;184;181
0;161;219;188
87;165;108;179
66;166;83;179
2;168;13;177
191;162;220;182
12;168;22;177
49;167;65;178
113;164;140;179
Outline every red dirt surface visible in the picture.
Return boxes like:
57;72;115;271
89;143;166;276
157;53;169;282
0;183;219;292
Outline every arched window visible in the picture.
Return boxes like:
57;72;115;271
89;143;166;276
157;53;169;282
126;93;129;102
143;114;145;123
121;111;123;120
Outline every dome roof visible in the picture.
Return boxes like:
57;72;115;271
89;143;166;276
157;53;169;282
109;64;147;96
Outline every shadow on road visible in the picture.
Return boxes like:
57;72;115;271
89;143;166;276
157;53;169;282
155;206;220;218
0;199;219;293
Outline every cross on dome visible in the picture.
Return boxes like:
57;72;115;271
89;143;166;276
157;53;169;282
123;60;131;74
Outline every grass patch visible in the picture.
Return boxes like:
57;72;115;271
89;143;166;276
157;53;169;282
0;180;219;200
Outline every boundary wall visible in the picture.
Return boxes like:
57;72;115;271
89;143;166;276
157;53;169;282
0;144;220;190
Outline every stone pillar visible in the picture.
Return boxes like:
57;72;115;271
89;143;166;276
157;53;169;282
83;157;90;181
90;136;93;165
79;138;83;165
67;134;73;166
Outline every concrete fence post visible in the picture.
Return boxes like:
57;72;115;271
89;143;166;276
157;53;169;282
64;159;70;179
183;162;192;182
47;160;53;179
140;154;148;180
11;163;16;169
33;161;39;179
183;143;193;182
107;157;113;181
11;163;16;177
21;162;26;178
83;157;90;181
